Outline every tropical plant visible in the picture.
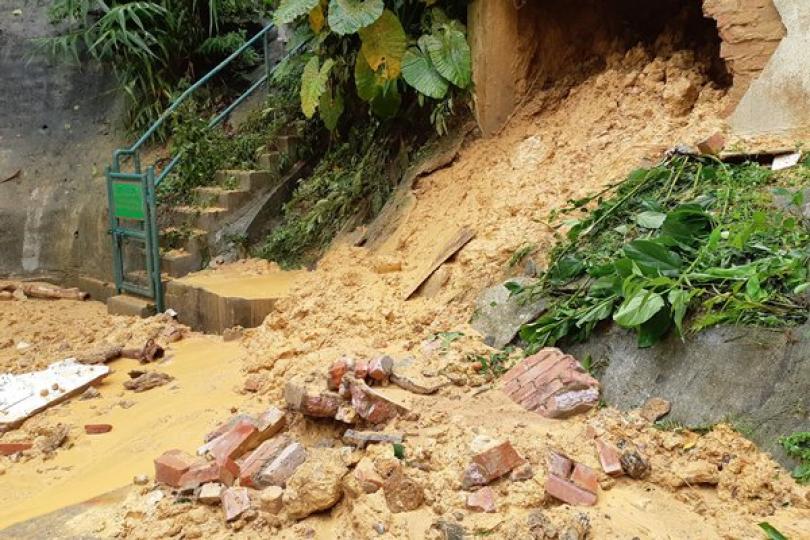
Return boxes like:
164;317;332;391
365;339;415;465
273;0;471;133
780;431;810;484
34;0;269;133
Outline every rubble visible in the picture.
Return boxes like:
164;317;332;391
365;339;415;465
328;357;354;390
368;355;393;381
390;362;447;394
382;467;424;513
467;486;497;512
34;423;70;453
0;442;33;456
349;379;404;423
282;449;348;519
198;482;225;504
123;371;173;393
696;132;726;155
544;451;598;506
179;460;237;491
238;435;292;488
469;440;526;484
501;348;600;419
342;429;404;449
221;487;252;522
354;457;385;493
594;438;623;477
620;449;650;479
256;442;307;487
259;486;284;514
84;424;113;434
154;449;200;488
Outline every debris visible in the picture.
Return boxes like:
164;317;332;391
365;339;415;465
335;403;358;424
256;442;308;487
221;487;252;522
79;387;100;401
640;397;671;422
283;449;348;519
238;435;292;488
207;419;259;464
501;348;600;418
372;522;386;535
133;474;149;485
390;362;447;394
383;467;424;513
470;440;525;484
0;359;109;430
328;357;354;390
466;486;497;512
509;461;534;482
354;457;385;493
243;374;264;393
154;449;200;487
471;277;548;349
199;482;225;504
349;379;404;423
354;360;369;379
123;371;173;392
84;424;113;434
0;442;33;456
544;451;597;506
121;339;164;363
665;460;719;488
34;423;70;453
284;379;342;418
74;345;123;365
461;462;489;490
342;429;404;449
368;355;394;382
772;152;801;171
696;133;726;155
259;485;284;514
404;226;475;299
432;519;467;540
0;283;89;301
620;449;650;479
222;326;244;342
594;438;623;477
204;413;255;443
179;460;237;491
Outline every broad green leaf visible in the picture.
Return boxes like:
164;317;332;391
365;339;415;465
624;240;682;276
504;281;524;295
370;82;400;118
758;522;788;540
354;51;385;101
300;56;334;118
401;44;448;99
661;205;713;247
745;274;767;302
274;0;319;25
358;10;407;78
422;26;471;88
308;4;325;33
549;254;585;283
576;297;615;327
614;288;665;327
318;86;344;130
635;211;666;229
327;0;384;35
637;307;672;348
667;288;690;335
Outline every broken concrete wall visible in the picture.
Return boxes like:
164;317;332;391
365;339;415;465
0;1;123;283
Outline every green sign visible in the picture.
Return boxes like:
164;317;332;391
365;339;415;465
112;180;145;220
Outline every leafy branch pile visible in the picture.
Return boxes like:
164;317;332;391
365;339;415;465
516;154;809;350
274;0;471;134
780;431;810;484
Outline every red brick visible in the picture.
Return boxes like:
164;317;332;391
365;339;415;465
547;451;573;479
204;414;256;443
472;441;525;482
516;355;562;387
208;420;259;464
595;438;623;477
84;424;113;434
255;407;286;437
522;378;564;410
301;392;341;418
502;378;521;396
541;387;600;418
545;474;597;506
328;357;353;390
350;381;400;424
368;355;393;381
697;132;726;155
354;360;369;379
570;463;598;494
238;435;291;488
154;449;200;487
0;442;32;456
221;486;252;522
179;460;238;490
466;486;497;512
510;380;537;403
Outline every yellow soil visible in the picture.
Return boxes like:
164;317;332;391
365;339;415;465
177;272;303;299
0;337;249;529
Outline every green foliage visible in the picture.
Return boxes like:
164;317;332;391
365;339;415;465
758;522;789;540
300;56;335;118
274;0;320;25
422;24;471;88
36;0;268;133
518;156;810;350
779;431;810;484
328;0;385;35
402;39;449;99
468;348;515;378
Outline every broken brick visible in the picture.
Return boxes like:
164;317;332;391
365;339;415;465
0;442;32;456
547;451;574;478
466;486;497;512
570;463;599;494
354;360;369;379
328;357;354;390
697;132;726;155
342;430;403;449
204;414;256;443
259;485;284;514
545;474;597;506
354;457;385;493
198;482;225;504
221;486;252;522
179;459;238;490
255;406;286;436
238;435;291;488
256;442;307;487
335;403;358;424
301;392;342;418
471;441;525;482
595;438;623;477
84;424;113;434
208;420;259;464
349;380;402;423
154;449;200;487
368;355;394;381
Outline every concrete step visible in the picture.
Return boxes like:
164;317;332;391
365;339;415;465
276;134;300;156
161;248;203;278
107;294;155;318
160;227;208;254
213;170;275;192
192;186;252;210
256;151;281;174
167;205;230;229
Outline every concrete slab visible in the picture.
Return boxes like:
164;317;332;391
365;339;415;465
106;294;155;318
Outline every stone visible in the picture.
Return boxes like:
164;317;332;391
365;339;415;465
79;387;101;400
342;429;404;449
259;486;284;514
545;474;597;507
547;451;574;479
594;438;623;477
471;441;525;482
283;449;348;519
471;277;549;349
466;486;497;512
335;404;358;424
668;461;720;487
432;520;467;540
501;348;600;419
328;357;354;390
696;132;726;155
461;462;489;490
84;424;112;434
509;461;534;481
221;487;252;522
390;364;447;395
354;457;385;493
620;450;650;479
123;371;173;392
640;397;671;422
663;77;699;116
570;463;598;494
0;442;33;456
133;474;149;485
198;482;225;504
383;467;424;513
34;424;70;454
243;374;263;393
154;449;200;488
179;460;238;491
368;355;394;381
257;442;307;487
349;380;402;423
207;420;259;464
238;435;291;488
372;522;386;535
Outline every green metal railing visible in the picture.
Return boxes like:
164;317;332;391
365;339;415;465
106;23;301;312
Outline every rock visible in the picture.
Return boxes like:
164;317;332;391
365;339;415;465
198;482;225;504
640;397;671;422
696;133;726;155
667;461;719;487
133;474;149;485
390;364;447;395
354;457;385;493
79;387;100;400
328;357;354;390
257;442;308;487
501;348;599;418
471;277;548;349
594;438;623;477
432;520;467;540
527;511;557;539
259;486;284;514
620;450;650;479
471;441;525;483
372;522;386;535
335;404;358;424
368;355;394;381
35;424;70;453
509;461;534;482
663;77;699;116
221;487;252;522
154;449;200;488
342;429;404;449
123;371;173;392
466;486;497;512
243;374;264;393
383;467;424;513
461;462;489;489
283;449;348;519
84;424;112;434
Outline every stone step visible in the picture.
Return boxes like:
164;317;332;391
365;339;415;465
162;248;204;278
167;205;230;230
192;186;252;211
213;170;274;192
160;227;208;254
256;152;281;174
107;294;155;318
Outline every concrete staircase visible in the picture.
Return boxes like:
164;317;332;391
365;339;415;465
105;135;303;323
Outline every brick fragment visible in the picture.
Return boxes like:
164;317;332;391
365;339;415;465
545;474;597;506
354;457;385;493
328;357;354;390
84;424;113;434
257;442;307;487
198;482;225;504
595;438;623;477
259;486;284;514
255;406;286;436
204;414;255;443
0;442;32;456
342;430;403;449
570;463;599;494
349;380;402;424
179;460;238;490
472;441;525;482
547;451;573;479
466;486;497;512
208;420;259;464
697;132;726;155
221;487;252;522
238;435;291;488
154;449;200;487
368;355;394;381
354;360;369;379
